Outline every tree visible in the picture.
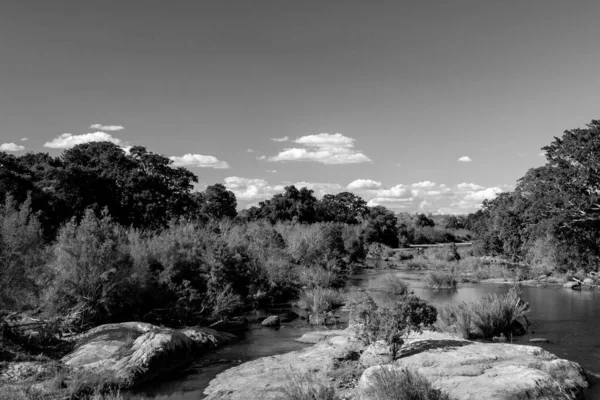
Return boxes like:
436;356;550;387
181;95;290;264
317;192;368;224
415;213;435;227
257;186;318;223
362;206;399;248
198;184;237;219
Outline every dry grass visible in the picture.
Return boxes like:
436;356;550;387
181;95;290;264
369;274;410;295
359;366;452;400
424;271;457;289
276;370;339;400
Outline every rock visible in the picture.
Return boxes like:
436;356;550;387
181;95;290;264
359;335;587;400
205;329;588;400
62;322;233;388
538;274;547;281
204;328;362;400
260;316;280;327
359;340;394;367
295;330;349;344
279;311;299;323
530;338;551;343
583;278;594;285
563;281;581;289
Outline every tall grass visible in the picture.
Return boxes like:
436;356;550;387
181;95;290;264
293;288;345;314
370;274;410;295
276;370;339;400
436;286;529;339
424;271;457;289
359;366;452;400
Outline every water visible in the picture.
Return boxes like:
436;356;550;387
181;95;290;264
128;269;600;399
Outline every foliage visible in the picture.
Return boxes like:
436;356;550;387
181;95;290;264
293;288;345;315
359;366;452;400
424;270;457;289
370;274;410;296
0;196;46;310
436;285;529;339
277;370;339;400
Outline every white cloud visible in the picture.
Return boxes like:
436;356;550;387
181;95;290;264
89;124;125;131
293;181;343;197
224;177;284;201
267;169;277;173
412;181;436;188
457;156;472;162
271;136;289;142
538;152;545;157
464;187;502;202
20;138;29;141
268;133;371;164
0;143;25;152
169;154;229;169
247;149;255;153
44;132;124;149
347;179;383;190
457;182;485;191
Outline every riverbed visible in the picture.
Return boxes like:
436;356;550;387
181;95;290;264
126;268;600;399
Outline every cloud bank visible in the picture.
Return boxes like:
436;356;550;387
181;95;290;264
457;156;472;162
0;143;25;152
44;132;125;149
90;124;125;131
268;133;372;164
169;154;229;169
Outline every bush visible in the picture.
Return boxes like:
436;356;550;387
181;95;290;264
0;196;47;310
424;270;457;288
370;274;410;295
359;366;452;400
436;285;529;339
294;288;345;316
277;370;339;400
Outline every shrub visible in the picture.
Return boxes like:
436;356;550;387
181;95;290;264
436;285;529;339
424;270;457;288
276;370;339;400
294;288;345;315
0;196;47;310
370;274;410;296
359;366;452;400
46;209;137;327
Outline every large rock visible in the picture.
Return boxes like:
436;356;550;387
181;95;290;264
261;316;280;327
359;340;394;367
295;329;349;344
204;328;362;400
62;322;233;388
563;281;581;289
359;332;588;400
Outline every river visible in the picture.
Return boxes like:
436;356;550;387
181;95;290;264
126;268;600;399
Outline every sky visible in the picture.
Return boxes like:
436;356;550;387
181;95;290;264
2;0;600;213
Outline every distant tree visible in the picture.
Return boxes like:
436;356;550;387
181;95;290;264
257;185;318;223
198;184;237;220
362;206;399;248
415;213;435;227
317;192;368;224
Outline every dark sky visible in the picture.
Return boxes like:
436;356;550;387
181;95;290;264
2;0;599;212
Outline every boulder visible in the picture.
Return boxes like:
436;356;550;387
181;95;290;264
359;340;394;367
62;322;233;388
295;329;349;344
583;278;594;285
260;316;280;327
563;281;581;289
538;274;547;281
359;337;587;400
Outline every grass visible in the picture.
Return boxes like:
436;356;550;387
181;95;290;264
359;366;452;400
293;288;345;315
424;271;457;289
370;274;410;295
276;370;339;400
435;285;529;339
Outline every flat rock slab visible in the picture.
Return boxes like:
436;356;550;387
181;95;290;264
204;329;361;400
360;339;587;400
295;329;350;344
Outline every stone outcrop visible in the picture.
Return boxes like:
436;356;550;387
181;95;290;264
359;332;588;400
62;322;233;388
205;329;588;400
